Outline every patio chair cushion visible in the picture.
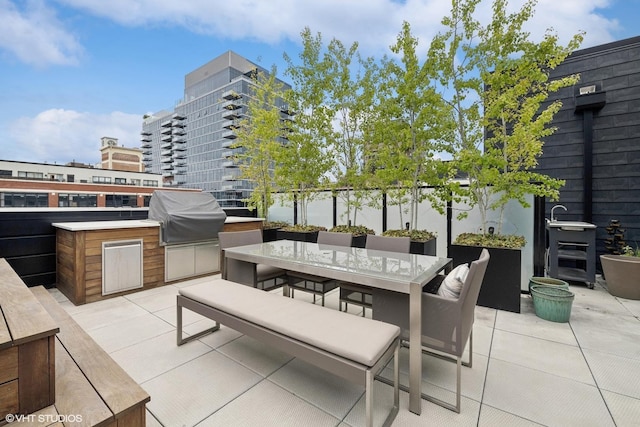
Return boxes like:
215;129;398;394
437;263;469;299
180;279;399;367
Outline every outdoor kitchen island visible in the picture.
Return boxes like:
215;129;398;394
52;216;262;305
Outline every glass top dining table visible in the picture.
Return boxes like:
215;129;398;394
223;239;452;415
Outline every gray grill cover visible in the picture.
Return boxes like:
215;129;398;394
148;191;227;244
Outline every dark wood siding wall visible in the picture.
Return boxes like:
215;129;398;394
538;36;640;260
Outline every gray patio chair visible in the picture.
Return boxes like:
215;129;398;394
219;229;287;291
339;235;411;316
371;248;490;413
286;231;352;306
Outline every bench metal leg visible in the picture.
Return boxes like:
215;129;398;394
177;298;219;346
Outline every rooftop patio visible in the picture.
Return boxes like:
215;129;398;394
46;274;640;427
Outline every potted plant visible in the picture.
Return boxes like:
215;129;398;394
277;224;327;243
382;227;437;255
262;221;290;242
450;232;526;312
601;244;640;300
329;224;375;248
428;0;583;312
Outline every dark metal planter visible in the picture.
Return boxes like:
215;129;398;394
351;235;367;248
276;230;319;243
449;244;522;313
262;227;281;242
410;238;437;256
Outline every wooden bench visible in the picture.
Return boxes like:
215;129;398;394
177;279;400;427
1;259;59;421
31;286;150;426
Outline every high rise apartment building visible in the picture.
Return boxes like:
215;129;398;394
141;51;292;207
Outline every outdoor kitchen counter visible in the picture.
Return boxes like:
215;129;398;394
51;216;262;231
52;217;263;305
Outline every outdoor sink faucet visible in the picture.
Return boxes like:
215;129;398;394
551;204;567;222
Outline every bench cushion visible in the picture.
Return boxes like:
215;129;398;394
180;279;399;367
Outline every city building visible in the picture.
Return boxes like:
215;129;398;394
141;51;292;207
0;158;163;208
100;137;144;172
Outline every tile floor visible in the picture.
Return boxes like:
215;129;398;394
49;275;640;427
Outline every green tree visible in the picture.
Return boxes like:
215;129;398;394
232;66;287;221
371;21;456;230
281;29;334;226
430;0;583;235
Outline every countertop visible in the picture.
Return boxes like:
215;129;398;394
52;216;263;232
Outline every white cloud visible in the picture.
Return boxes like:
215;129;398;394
57;0;620;55
0;0;83;67
7;109;142;164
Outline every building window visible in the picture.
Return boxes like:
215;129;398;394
18;171;44;180
92;176;112;184
143;180;158;187
115;178;127;185
105;194;138;208
0;192;48;207
131;179;140;186
58;194;97;207
142;195;152;207
0;170;12;178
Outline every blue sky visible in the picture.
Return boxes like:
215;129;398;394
1;0;638;165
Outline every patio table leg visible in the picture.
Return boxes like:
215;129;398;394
409;280;422;415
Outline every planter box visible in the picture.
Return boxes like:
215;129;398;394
410;238;436;256
276;230;319;243
600;254;640;300
262;228;281;242
352;235;367;248
449;244;522;312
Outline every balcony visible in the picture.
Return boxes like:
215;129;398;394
161;171;174;177
173;160;187;168
160;127;172;135
172;113;186;120
161;149;173;157
161;134;172;142
222;90;241;100
222;100;242;110
161;119;172;128
161;164;174;171
140;130;152;136
222;161;236;168
142;149;152;156
160;141;173;150
221;150;233;158
160;156;173;163
172;152;186;160
222;110;241;120
223;120;239;130
172;120;185;128
173;127;186;136
221;140;235;149
141;142;152;149
222;130;237;139
173;144;186;152
141;136;152;143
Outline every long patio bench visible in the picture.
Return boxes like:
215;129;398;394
177;278;400;427
31;286;150;426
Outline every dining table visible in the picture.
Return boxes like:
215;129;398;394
222;239;452;415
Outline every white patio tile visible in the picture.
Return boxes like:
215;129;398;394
268;358;363;420
490;329;594;385
478;405;545;426
583;348;640;399
86;312;174;354
187;321;243;349
494;301;577;346
125;285;180;313
109;330;212;383
154;304;209;327
143;351;262;427
571;308;640;359
70;297;149;331
217;335;294;377
601;390;640;427
197;380;339;427
483;358;615;427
